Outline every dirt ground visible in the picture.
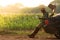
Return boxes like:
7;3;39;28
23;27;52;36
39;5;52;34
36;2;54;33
0;30;59;40
0;34;59;40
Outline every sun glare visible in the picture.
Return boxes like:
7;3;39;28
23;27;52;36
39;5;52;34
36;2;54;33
21;0;54;7
0;0;54;7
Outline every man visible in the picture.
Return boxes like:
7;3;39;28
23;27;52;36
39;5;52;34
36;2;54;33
28;4;56;38
48;4;56;17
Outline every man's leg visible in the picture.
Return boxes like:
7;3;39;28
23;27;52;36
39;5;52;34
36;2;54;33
28;23;43;38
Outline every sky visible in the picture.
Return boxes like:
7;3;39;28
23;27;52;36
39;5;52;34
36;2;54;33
0;0;54;7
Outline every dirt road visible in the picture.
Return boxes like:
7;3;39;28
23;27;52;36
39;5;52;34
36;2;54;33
0;30;59;40
0;34;59;40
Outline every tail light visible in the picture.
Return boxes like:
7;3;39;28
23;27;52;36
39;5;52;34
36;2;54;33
44;20;49;25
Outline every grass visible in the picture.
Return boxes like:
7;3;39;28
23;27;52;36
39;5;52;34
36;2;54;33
0;30;46;35
0;13;42;31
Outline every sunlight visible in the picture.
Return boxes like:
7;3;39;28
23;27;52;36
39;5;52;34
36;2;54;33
0;0;54;7
21;0;54;7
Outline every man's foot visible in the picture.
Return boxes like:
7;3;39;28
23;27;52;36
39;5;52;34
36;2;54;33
28;35;35;38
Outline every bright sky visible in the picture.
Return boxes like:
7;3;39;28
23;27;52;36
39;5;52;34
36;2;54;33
0;0;54;7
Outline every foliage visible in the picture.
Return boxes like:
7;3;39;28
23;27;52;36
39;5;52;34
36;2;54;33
0;14;42;31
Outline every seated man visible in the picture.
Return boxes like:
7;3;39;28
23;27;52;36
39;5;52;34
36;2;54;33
28;7;48;38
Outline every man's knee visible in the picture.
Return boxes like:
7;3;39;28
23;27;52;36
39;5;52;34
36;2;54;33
36;24;42;28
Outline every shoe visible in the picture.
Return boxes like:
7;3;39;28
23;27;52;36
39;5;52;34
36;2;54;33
28;35;35;38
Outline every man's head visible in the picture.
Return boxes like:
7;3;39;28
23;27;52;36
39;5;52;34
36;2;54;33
40;8;46;13
48;4;56;10
39;5;46;13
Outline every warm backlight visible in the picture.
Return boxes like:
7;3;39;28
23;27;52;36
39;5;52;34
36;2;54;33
0;0;54;7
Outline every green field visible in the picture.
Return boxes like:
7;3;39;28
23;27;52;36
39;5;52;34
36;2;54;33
0;13;42;31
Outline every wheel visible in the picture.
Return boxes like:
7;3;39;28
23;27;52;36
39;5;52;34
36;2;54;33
55;32;60;39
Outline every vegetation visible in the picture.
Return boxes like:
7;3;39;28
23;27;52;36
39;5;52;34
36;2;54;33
0;13;42;31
